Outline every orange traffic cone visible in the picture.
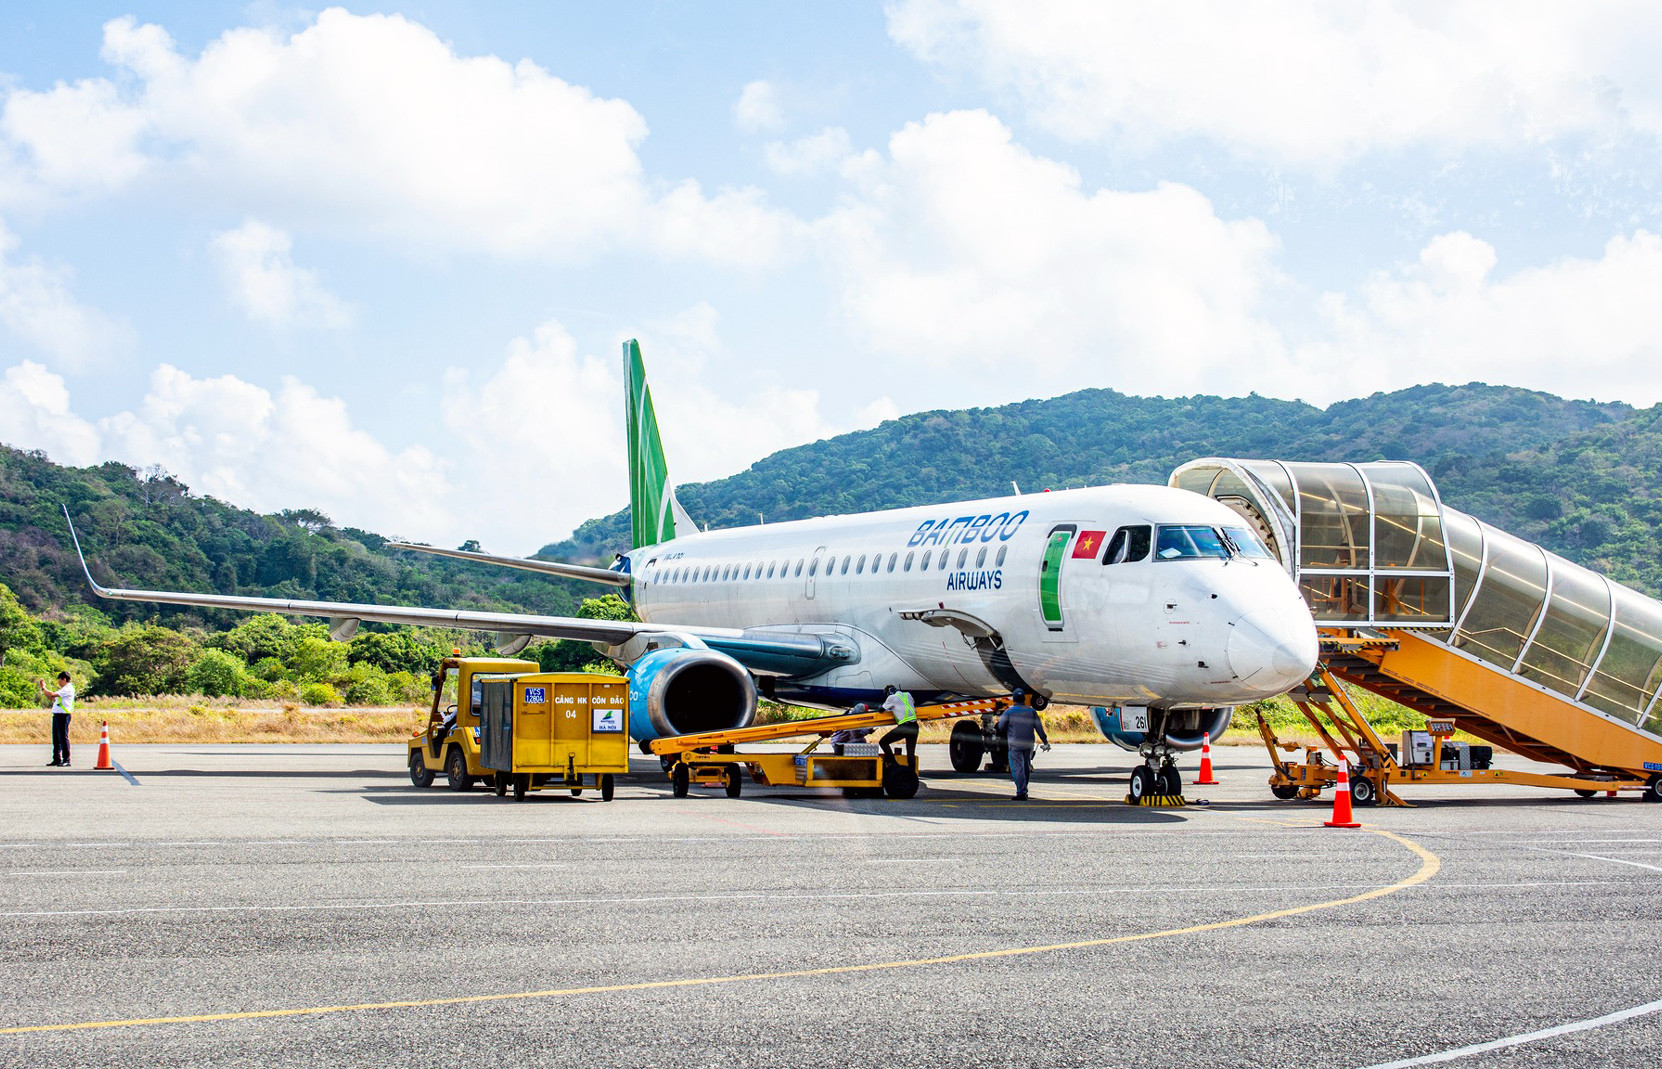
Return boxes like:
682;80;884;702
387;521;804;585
94;721;113;771
1325;756;1361;828
1195;732;1219;785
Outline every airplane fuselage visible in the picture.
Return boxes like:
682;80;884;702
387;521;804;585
627;484;1317;710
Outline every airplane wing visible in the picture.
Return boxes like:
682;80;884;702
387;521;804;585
384;542;631;587
63;508;848;674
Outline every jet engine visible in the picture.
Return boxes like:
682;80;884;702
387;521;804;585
1091;706;1232;752
627;647;758;742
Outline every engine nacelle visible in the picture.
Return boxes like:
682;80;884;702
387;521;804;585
627;647;758;742
1091;706;1232;752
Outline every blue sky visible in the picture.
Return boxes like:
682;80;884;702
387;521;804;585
3;2;1661;551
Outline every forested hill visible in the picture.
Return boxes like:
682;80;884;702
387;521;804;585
545;382;1662;597
0;445;589;622
8;379;1662;620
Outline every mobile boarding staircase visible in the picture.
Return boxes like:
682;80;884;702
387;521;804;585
1171;459;1662;804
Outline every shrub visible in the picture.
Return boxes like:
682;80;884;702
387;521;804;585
251;657;288;682
288;633;347;682
187;649;247;698
299;681;341;707
344;675;391;706
385;670;430;704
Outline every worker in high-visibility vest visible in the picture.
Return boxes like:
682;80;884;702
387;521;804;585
878;685;919;765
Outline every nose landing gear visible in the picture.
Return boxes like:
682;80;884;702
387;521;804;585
1127;712;1186;806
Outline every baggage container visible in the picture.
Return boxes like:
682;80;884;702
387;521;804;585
475;672;629;801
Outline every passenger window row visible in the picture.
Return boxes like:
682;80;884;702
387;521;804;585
643;545;1011;584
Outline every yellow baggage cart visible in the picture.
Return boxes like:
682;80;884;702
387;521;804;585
475;672;630;801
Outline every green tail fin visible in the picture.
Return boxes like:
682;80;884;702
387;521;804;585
625;339;696;549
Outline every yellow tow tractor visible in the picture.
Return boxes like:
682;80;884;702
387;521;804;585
647;698;1005;799
408;656;536;791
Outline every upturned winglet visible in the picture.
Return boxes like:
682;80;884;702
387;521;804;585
62;504;112;598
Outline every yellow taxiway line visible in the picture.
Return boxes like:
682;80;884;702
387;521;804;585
1;826;1438;1036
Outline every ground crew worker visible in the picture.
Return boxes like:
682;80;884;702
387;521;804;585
36;671;74;767
996;689;1050;800
878;685;918;765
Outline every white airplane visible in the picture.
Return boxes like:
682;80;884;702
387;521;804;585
69;340;1318;796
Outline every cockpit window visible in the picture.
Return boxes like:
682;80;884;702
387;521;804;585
1155;525;1231;561
1102;525;1152;565
1222;525;1277;560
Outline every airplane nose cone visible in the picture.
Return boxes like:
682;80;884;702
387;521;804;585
1228;608;1319;695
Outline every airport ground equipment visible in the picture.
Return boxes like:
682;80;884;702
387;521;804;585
1175;459;1662;803
407;655;538;791
647;698;1004;799
475;672;630;801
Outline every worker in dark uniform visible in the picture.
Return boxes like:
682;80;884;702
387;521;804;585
996;689;1050;800
878;685;919;765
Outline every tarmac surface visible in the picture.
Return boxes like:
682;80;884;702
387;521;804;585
1;740;1659;1068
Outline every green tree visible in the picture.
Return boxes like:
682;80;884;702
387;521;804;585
210;615;298;664
0;583;44;658
348;630;444;675
187;648;247;697
287;630;347;682
98;625;200;696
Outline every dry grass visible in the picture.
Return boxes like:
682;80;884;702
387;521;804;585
0;697;425;745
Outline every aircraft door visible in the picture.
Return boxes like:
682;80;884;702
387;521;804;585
806;546;826;600
1039;525;1077;631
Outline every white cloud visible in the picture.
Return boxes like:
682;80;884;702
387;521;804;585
209;220;353;329
733;80;785;133
1294;229;1662;404
0;10;796;265
98;366;452;538
633;303;845;488
0;222;131;369
764;127;853;177
816;110;1287;397
888;0;1662;168
0;76;148;204
0;361;101;464
443;320;627;548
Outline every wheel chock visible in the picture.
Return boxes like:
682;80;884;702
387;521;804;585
1124;793;1186;807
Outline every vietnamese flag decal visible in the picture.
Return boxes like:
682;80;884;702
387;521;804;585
1072;530;1107;559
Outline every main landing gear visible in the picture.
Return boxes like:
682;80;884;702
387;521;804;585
949;695;1049;774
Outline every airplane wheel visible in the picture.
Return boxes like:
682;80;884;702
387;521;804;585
445;747;474;792
988;743;1009;774
882;761;919;799
949;720;985;773
1350;774;1378;807
514;774;528;801
601;774;615;802
671;763;690;798
723;767;743;798
1157;764;1182;796
493;773;508;798
1128;766;1155;802
1270;782;1301;800
409;752;434;788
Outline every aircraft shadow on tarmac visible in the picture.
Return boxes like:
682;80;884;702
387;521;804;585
345;779;1188;823
0;768;401;779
